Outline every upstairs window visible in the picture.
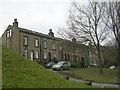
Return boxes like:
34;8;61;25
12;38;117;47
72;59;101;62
60;46;63;51
43;40;47;48
6;29;11;38
52;44;56;50
35;38;39;47
23;36;28;46
35;50;39;59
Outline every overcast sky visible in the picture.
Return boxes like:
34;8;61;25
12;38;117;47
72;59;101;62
0;0;88;37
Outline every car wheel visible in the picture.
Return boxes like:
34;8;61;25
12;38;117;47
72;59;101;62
50;66;52;69
60;67;63;71
68;67;71;70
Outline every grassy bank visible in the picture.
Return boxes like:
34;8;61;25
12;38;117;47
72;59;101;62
62;67;118;84
2;45;92;88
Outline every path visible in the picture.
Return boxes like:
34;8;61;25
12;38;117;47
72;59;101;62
53;70;119;88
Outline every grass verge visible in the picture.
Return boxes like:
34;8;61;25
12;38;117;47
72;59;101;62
62;67;118;84
2;45;92;88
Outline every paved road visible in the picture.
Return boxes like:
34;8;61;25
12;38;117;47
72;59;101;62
53;70;119;88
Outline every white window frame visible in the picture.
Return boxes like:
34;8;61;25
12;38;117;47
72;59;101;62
23;36;28;46
6;29;11;38
30;51;34;61
44;52;47;59
60;46;63;51
35;39;39;47
23;49;28;58
52;53;56;58
9;29;11;37
52;44;56;50
44;40;47;48
35;50;39;59
6;31;9;38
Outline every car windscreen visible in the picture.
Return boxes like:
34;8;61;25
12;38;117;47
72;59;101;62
49;62;54;64
57;62;64;65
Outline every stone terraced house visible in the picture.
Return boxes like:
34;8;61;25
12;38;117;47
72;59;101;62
2;19;91;65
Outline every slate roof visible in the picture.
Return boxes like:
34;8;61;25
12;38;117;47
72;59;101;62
7;25;88;47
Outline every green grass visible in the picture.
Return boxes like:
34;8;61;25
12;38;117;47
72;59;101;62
2;45;92;88
62;67;118;84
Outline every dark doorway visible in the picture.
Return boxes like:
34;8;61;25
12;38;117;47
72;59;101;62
75;55;77;62
48;52;51;62
68;54;70;61
65;54;67;61
60;52;63;60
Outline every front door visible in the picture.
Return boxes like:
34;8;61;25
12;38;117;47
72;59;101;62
48;52;51;62
30;51;34;61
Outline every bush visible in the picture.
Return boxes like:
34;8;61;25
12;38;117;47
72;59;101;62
51;57;58;63
71;63;81;68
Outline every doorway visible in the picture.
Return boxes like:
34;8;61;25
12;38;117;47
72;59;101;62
48;52;51;62
30;51;34;61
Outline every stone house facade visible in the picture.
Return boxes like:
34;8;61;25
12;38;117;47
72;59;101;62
2;19;90;65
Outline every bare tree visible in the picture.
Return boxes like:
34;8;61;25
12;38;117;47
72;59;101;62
104;2;120;46
59;1;110;74
57;27;70;40
104;2;120;68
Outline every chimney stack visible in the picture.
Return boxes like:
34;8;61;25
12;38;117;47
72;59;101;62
48;29;54;37
13;18;18;27
72;38;76;42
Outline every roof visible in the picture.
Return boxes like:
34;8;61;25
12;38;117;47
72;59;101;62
7;25;88;47
19;26;77;44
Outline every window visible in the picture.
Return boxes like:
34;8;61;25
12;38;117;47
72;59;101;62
60;46;63;51
6;29;11;38
43;40;47;48
9;29;11;37
6;31;9;38
52;44;56;50
23;36;28;46
52;53;56;58
35;38;39;47
35;50;39;59
30;51;34;61
44;52;47;59
23;49;28;58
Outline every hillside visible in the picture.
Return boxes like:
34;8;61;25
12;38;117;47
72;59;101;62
2;45;91;88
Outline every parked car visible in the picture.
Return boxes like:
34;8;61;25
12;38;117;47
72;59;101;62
109;65;116;69
45;62;56;68
52;61;71;71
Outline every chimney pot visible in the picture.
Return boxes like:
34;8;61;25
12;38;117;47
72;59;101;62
13;18;18;27
48;29;54;37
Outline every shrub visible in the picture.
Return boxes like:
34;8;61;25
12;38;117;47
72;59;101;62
71;63;81;68
51;57;58;63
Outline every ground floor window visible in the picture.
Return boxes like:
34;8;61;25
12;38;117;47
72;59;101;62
30;51;34;61
35;50;39;59
52;53;56;58
23;49;28;58
44;52;47;59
